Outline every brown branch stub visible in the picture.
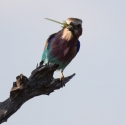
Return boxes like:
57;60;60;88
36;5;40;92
0;62;75;124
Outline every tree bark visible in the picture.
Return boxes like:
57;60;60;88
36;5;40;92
0;62;75;124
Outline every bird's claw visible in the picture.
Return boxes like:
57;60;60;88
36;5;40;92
60;77;65;87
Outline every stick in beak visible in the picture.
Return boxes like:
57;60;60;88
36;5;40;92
45;18;68;28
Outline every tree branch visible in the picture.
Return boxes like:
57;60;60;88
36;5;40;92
0;62;75;124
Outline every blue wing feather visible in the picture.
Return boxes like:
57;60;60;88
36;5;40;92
42;33;56;62
47;35;56;50
76;40;80;55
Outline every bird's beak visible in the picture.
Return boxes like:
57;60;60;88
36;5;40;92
45;18;69;28
67;25;74;32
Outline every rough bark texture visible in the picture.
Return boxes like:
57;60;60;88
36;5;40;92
0;62;75;124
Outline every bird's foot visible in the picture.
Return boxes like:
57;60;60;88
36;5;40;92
60;76;65;87
60;70;65;87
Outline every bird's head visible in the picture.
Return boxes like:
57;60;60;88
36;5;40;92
45;18;82;38
65;18;82;37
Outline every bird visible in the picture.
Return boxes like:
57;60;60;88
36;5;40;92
42;17;83;86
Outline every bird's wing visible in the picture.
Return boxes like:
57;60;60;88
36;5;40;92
42;33;57;63
43;33;56;50
76;40;80;55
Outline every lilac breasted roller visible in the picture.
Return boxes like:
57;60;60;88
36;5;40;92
42;18;82;86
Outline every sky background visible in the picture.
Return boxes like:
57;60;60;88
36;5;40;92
0;0;125;125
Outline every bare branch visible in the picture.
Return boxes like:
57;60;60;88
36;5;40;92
0;62;75;124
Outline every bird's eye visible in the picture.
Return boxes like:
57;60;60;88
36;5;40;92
77;24;81;28
69;22;74;26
